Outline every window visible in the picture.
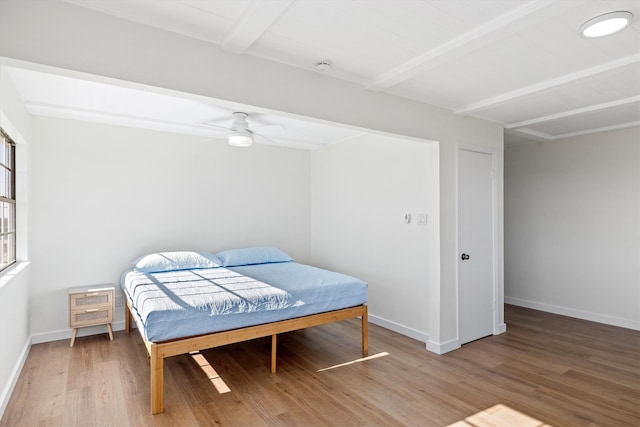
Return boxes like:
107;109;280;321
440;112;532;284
0;130;16;271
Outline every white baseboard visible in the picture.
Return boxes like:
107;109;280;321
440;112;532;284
505;297;640;331
31;320;127;345
426;338;460;355
0;337;31;420
368;313;428;343
368;314;506;355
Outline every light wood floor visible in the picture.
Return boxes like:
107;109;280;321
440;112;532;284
2;305;638;426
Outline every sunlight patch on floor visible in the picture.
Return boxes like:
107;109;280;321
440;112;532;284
190;351;231;394
447;404;552;427
317;352;389;372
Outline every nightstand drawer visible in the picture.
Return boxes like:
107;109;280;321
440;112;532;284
70;289;113;311
70;306;114;327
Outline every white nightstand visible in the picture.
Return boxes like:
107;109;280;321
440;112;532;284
68;285;114;347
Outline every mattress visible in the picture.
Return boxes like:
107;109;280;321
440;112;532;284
121;261;368;342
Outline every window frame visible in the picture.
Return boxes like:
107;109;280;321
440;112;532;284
0;129;16;272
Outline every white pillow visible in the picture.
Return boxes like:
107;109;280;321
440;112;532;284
132;251;221;273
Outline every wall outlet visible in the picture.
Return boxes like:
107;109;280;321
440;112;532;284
115;295;123;307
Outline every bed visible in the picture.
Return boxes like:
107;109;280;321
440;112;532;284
121;247;368;414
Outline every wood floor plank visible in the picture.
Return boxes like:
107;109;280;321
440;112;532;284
2;305;639;426
33;342;69;423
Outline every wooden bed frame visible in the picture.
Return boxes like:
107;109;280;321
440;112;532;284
125;301;368;414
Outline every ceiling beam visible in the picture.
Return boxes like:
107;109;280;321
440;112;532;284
221;0;294;54
552;121;640;140
510;120;640;142
505;96;640;129
511;127;554;141
456;55;640;115
365;0;564;91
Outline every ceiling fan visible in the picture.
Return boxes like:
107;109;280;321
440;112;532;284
202;112;284;147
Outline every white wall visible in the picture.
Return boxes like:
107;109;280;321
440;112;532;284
311;134;439;341
0;0;504;351
0;264;30;417
28;116;311;339
0;67;31;417
505;127;640;330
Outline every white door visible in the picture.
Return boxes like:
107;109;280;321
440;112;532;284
458;148;495;345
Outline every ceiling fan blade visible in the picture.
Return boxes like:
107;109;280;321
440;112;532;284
251;123;287;131
253;131;279;145
200;122;231;131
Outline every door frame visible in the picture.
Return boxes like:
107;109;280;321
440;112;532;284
456;143;503;343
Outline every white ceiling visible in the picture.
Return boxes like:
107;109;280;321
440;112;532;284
6;0;640;148
4;66;363;150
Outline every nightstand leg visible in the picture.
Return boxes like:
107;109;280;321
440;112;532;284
107;323;113;341
70;328;77;347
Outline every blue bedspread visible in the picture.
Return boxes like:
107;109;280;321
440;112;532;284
121;261;368;342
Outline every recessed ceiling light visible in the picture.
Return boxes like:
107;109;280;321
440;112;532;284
579;11;632;38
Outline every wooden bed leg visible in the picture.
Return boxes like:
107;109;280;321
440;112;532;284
271;334;277;373
362;306;369;355
150;344;164;414
125;302;131;333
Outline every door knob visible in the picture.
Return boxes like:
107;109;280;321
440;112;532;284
461;253;470;260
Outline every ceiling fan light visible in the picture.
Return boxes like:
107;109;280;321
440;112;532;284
228;131;253;147
580;11;632;38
